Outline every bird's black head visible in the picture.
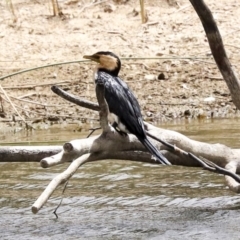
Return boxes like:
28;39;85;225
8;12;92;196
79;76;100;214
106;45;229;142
83;51;121;76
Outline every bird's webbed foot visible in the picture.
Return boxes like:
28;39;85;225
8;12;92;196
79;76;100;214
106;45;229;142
112;122;128;137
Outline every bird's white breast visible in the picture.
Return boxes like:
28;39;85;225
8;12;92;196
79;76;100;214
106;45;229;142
108;112;129;133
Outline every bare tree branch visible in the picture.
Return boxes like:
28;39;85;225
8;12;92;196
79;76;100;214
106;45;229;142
95;84;111;132
51;85;99;111
32;153;91;214
189;0;240;109
0;146;61;162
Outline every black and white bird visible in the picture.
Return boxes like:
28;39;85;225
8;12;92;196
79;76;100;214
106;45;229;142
83;51;171;165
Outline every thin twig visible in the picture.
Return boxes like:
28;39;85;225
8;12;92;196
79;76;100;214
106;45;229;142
0;95;35;115
0;91;60;107
2;81;71;90
0;61;88;81
223;29;240;38
0;57;211;82
87;127;101;138
0;84;34;129
0;92;98;122
139;62;165;72
53;181;69;219
225;44;240;50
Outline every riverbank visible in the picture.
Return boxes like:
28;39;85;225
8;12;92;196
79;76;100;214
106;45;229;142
0;0;239;131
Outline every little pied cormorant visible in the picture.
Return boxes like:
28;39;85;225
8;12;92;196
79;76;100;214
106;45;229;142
83;51;171;166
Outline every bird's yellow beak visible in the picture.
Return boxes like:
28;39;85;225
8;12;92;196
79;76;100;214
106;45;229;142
83;54;100;63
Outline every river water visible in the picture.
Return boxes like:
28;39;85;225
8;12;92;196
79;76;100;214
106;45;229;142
1;118;240;240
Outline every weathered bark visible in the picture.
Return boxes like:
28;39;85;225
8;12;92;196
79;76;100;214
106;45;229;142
0;146;61;162
189;0;240;110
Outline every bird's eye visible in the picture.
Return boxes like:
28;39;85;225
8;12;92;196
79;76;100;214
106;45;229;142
95;55;100;60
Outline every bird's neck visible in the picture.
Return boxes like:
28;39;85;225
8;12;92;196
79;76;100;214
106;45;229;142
97;67;119;77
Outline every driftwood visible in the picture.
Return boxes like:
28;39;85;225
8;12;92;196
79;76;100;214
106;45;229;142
0;0;239;213
30;84;240;214
31;0;240;213
0;146;61;162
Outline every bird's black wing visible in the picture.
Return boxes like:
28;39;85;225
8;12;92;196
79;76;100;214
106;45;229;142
96;71;145;138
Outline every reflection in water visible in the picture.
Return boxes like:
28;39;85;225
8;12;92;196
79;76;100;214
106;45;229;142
1;118;240;239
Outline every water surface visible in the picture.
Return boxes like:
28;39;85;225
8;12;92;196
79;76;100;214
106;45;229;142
1;118;240;240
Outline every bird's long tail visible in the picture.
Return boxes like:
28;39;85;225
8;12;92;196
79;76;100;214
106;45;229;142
140;137;171;165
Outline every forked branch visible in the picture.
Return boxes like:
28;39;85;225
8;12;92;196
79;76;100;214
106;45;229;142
30;0;240;215
32;84;240;214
